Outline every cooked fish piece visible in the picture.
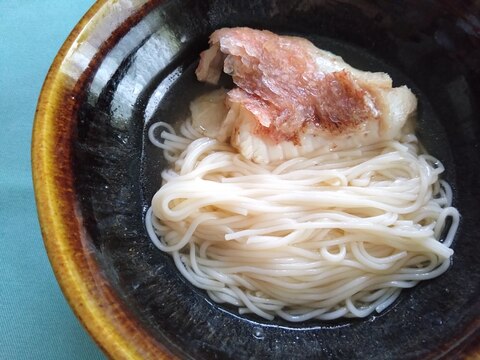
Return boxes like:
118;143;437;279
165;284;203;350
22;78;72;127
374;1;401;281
194;27;417;163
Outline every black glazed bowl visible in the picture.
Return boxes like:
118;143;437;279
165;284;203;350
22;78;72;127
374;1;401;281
33;0;480;358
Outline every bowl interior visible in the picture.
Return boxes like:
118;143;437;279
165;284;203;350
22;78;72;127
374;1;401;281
71;0;480;358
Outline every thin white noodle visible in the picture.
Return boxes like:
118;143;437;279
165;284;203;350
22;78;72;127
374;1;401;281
146;119;460;321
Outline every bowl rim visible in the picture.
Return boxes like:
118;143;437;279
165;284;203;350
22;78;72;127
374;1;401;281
31;0;176;358
31;0;480;359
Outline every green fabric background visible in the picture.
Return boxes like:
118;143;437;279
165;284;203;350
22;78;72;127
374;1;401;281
0;1;105;358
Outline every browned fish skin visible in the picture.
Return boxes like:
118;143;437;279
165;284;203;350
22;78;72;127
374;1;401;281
197;27;379;143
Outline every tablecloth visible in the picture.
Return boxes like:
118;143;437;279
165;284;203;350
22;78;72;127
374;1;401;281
0;1;105;358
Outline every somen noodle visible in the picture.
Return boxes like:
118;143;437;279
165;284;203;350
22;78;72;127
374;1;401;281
145;118;459;321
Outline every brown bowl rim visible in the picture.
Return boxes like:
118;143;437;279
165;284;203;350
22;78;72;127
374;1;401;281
32;0;176;358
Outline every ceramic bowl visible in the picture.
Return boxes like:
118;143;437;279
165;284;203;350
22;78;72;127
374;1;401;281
33;0;480;358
